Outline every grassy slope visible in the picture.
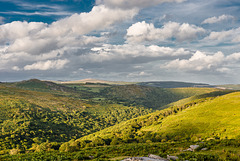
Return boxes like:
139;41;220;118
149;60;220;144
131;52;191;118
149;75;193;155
14;79;76;93
75;91;239;143
146;91;240;139
1;80;240;160
0;84;83;111
100;84;218;109
164;89;234;108
11;79;219;110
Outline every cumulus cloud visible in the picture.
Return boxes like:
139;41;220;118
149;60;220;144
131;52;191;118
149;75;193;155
0;5;137;47
127;71;152;77
202;15;235;24
40;5;138;37
126;21;206;43
7;37;58;55
164;51;224;71
12;66;20;71
96;0;186;9
163;51;240;72
0;21;47;44
84;44;191;63
24;59;69;71
0;4;138;71
226;52;240;62
205;27;240;43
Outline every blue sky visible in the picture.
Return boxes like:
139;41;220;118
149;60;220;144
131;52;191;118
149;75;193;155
0;0;95;23
0;0;240;84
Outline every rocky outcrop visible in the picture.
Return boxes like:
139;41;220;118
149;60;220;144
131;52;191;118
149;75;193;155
183;144;200;152
123;157;144;161
167;155;179;161
190;145;200;150
148;154;168;161
122;154;178;161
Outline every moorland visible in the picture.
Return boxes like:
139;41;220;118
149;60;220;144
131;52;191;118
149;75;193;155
0;79;239;160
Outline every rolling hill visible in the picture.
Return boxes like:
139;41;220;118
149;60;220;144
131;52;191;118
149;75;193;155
100;84;219;109
14;79;76;93
59;78;136;85
0;79;239;160
0;82;152;152
73;90;239;145
137;81;214;88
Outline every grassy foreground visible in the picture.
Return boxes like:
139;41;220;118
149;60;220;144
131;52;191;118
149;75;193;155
1;140;240;160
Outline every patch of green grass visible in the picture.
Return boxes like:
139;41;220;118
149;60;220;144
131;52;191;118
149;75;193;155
150;92;240;140
71;91;240;147
2;140;240;161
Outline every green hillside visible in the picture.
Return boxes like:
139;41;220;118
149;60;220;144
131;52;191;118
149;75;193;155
142;91;240;140
72;90;239;145
1;79;239;160
7;79;220;110
100;85;218;109
14;79;76;93
0;83;151;152
0;80;239;160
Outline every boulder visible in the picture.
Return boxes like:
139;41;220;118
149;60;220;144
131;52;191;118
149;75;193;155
201;148;208;151
88;156;95;159
148;154;168;161
185;148;193;151
190;145;200;151
167;155;179;160
123;157;143;161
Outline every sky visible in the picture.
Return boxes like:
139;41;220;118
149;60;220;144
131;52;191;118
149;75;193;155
0;0;240;84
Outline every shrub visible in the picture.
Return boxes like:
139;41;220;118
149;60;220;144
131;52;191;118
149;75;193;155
9;148;21;155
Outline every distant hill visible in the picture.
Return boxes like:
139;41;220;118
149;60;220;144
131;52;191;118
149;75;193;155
218;84;240;90
14;79;76;93
138;81;215;88
100;84;219;109
12;79;221;109
0;79;239;160
60;79;215;88
59;78;136;85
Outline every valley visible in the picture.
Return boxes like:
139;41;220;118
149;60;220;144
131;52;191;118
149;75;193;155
0;79;239;160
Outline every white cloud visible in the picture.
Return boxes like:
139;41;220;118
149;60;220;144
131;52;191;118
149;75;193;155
127;71;152;77
7;37;58;54
226;52;240;62
0;21;47;44
205;27;240;43
81;44;191;63
126;21;206;43
40;5;138;37
24;59;69;70
96;0;186;9
0;5;137;47
12;66;20;71
163;51;240;73
0;4;138;71
164;51;225;71
202;15;234;24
